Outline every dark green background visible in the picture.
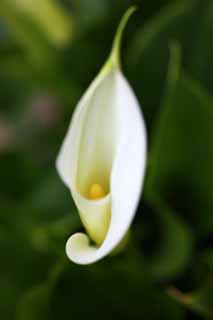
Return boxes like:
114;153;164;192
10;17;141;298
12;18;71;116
0;0;213;319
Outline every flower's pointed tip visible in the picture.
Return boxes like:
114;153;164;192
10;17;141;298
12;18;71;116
110;6;138;67
127;5;138;15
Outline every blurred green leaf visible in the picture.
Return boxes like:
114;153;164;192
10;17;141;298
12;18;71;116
128;0;194;66
127;0;196;128
72;0;109;27
25;174;73;222
185;0;213;94
0;1;51;64
48;260;185;320
145;39;181;194
8;0;73;46
139;43;194;281
145;39;213;236
16;285;50;320
0;223;56;320
146;198;194;281
29;214;81;254
16;259;67;320
0;0;73;62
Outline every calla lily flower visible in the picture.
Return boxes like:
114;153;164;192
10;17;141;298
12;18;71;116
56;7;147;265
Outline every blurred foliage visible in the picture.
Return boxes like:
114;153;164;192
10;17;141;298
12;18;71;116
0;0;213;319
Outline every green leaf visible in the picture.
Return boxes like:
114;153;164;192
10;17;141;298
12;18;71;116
0;274;21;320
48;260;184;320
16;259;67;320
127;0;196;127
0;1;51;64
140;43;194;280
0;223;56;320
7;0;73;46
16;285;50;320
29;214;81;254
145;41;213;236
145;40;181;196
128;0;195;66
185;0;213;94
146;198;194;281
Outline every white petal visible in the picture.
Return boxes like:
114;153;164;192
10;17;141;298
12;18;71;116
57;65;117;245
58;68;147;264
56;64;112;189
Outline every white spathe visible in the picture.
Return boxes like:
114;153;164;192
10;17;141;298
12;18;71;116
56;8;147;265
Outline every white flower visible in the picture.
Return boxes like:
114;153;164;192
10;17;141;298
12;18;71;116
56;7;147;264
